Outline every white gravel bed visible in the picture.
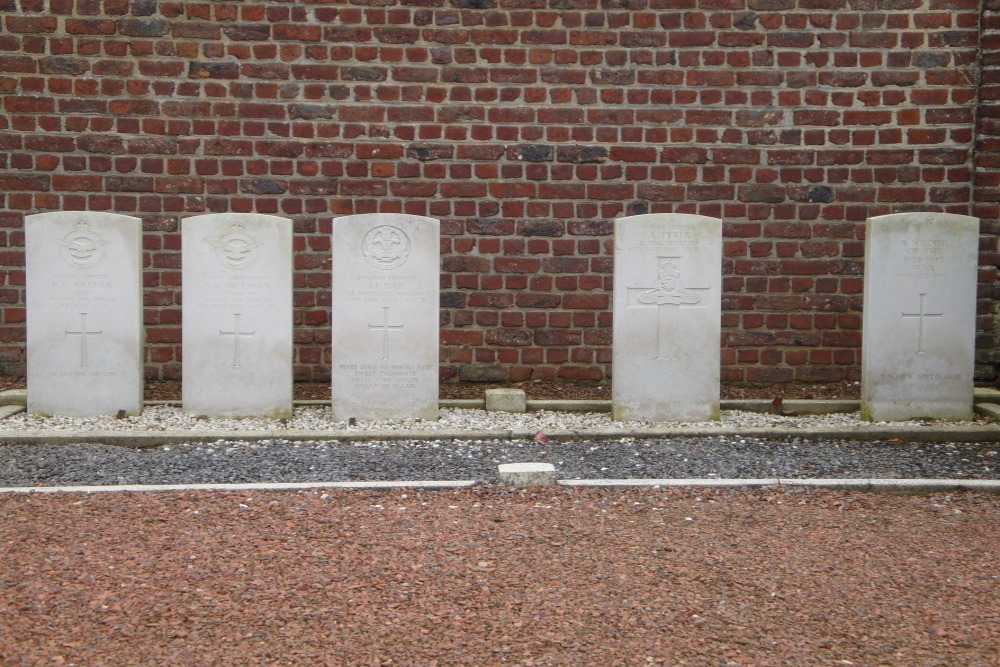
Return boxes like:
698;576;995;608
0;405;984;434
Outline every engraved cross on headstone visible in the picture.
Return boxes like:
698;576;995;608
219;313;255;368
901;292;943;355
626;256;711;360
65;312;102;368
369;306;404;361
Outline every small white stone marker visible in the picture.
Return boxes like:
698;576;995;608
485;388;527;413
182;213;293;418
331;214;439;421
498;462;557;487
612;213;722;421
26;211;143;417
861;212;979;421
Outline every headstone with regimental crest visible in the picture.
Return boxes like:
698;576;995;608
612;213;722;422
25;211;144;416
331;214;439;421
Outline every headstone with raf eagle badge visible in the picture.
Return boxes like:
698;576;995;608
182;213;293;418
331;214;439;421
25;211;144;416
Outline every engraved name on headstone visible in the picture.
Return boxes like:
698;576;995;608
331;214;439;421
26;211;144;416
861;212;979;421
613;214;722;422
182;213;293;418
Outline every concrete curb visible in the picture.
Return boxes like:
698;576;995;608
0;404;24;419
975;403;1000;421
0;478;995;495
1;423;997;447
0;480;478;494
558;478;1000;493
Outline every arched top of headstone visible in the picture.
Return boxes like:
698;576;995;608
617;212;722;226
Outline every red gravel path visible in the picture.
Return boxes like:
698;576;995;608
1;488;997;666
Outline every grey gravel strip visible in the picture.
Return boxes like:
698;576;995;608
1;437;995;488
558;478;1000;493
0;480;477;494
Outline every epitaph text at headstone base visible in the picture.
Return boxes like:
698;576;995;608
861;212;979;421
182;213;293;418
612;213;722;422
331;214;439;421
26;211;144;417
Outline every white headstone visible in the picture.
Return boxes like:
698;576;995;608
861;212;979;421
612;214;722;422
331;214;439;421
25;211;144;416
181;213;293;418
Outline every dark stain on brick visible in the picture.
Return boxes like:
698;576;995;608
131;0;157;16
408;143;454;161
807;186;834;203
118;18;170;37
341;67;387;82
590;69;635;86
557;145;608;164
440;292;466;308
458;365;507;382
223;25;271;41
241;179;287;195
517;220;564;237
913;52;948;69
735;12;758;30
450;0;496;8
289;104;333;120
509;144;553;162
40;57;90;75
188;61;239;79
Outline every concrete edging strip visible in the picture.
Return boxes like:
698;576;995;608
0;480;478;494
0;478;995;495
1;423;997;447
557;478;1000;493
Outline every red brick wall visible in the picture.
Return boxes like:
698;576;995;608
0;0;995;385
976;2;1000;386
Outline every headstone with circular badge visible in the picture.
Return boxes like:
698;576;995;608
182;213;293;418
331;214;439;421
25;211;144;416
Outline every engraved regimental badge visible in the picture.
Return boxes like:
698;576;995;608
59;221;107;269
207;222;261;270
638;258;702;306
362;225;410;270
